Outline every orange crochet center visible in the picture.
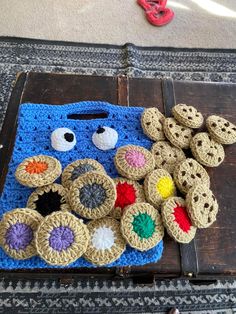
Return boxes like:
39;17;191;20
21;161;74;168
25;161;48;174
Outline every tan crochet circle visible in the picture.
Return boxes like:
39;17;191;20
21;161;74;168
173;158;210;194
69;171;116;219
151;141;186;174
27;183;70;215
62;159;106;188
109;178;146;219
0;208;43;259
83;217;126;266
141;107;165;141
114;145;155;180
163;117;193;149
144;169;176;207
121;202;164;251
15;155;62;188
172;104;204;128
186;185;219;228
190;132;225;167
206;115;236;145
35;211;89;266
161;197;197;243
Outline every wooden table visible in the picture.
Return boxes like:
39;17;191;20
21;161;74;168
0;72;235;283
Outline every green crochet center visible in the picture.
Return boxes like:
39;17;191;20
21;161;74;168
132;213;155;239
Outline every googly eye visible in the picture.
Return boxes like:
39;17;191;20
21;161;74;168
92;126;118;151
51;128;76;152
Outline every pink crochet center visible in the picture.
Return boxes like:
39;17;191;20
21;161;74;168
125;150;146;168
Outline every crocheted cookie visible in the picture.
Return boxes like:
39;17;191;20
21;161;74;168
62;159;106;188
35;211;89;266
92;126;118;150
163;117;193;149
190;132;225;167
0;208;43;259
109;178;146;219
173;158;210;194
144;169;176;207
161;197;197;243
69;171;116;219
172;104;204;128
83;217;126;266
206;115;236;145
114;145;155;180
27;183;70;216
141;107;165;141
186;185;219;228
121;203;164;251
151;141;186;174
15;155;62;188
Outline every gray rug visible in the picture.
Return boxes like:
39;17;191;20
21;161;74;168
0;37;236;314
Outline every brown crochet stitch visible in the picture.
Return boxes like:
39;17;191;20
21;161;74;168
141;107;165;141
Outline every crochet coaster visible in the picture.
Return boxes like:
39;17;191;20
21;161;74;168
114;145;155;180
173;158;210;194
35;211;90;266
110;178;146;220
15;155;62;188
69;171;117;219
62;159;106;189
206;115;236;145
27;183;70;216
83;217;126;266
190;132;225;167
172;104;204;129
141;108;165;141
0;208;43;259
161;197;197;244
151;141;186;174
144;169;176;207
121;202;164;251
186;185;219;228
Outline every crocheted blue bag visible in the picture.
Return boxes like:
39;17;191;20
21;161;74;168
0;101;163;269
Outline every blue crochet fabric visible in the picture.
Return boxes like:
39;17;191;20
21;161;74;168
0;101;164;269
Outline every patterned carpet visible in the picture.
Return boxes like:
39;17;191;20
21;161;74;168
0;37;236;314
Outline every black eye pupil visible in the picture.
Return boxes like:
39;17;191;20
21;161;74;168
97;127;105;134
64;133;74;142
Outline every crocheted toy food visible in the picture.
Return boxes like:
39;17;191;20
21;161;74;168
114;145;155;180
15;155;62;188
83;217;126;266
206;115;236;145
35;211;89;266
163;117;193;149
173;158;210;194
186;185;219;228
144;169;176;207
121;202;164;251
190;132;225;167
51;127;76;152
0;208;43;260
92;126;118;151
109;178;146;219
141;107;165;141
62;159;106;189
27;183;70;216
151;141;186;174
161;197;197;243
69;171;116;219
172;104;204;129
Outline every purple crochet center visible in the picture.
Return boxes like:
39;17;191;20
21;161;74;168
5;223;33;251
49;226;74;252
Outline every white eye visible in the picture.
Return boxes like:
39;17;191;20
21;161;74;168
92;126;118;151
51;128;76;152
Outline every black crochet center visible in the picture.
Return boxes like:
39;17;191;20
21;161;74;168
35;190;63;216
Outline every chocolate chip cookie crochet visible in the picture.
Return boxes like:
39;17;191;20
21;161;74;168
172;104;204;128
190;132;225;167
141;107;165;141
206;115;236;145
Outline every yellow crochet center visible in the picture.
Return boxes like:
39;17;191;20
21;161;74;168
156;176;175;199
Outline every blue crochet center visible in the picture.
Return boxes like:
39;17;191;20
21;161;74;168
0;101;164;269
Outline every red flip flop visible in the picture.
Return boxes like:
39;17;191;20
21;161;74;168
146;6;174;26
137;0;167;11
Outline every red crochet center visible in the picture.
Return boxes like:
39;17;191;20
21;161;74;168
173;203;192;233
115;182;136;210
